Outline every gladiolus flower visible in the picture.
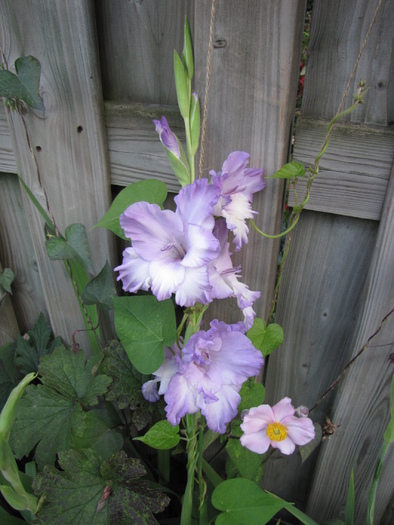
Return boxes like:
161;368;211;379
153;116;180;158
240;397;315;455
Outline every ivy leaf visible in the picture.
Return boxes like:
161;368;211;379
102;340;156;431
239;381;265;412
226;439;264;484
134;420;180;450
0;56;44;110
32;449;169;524
299;423;322;464
93;180;168;240
15;313;63;375
247;319;284;357
268;161;305;179
46;223;93;274
0;268;14;295
212;478;284;524
10;347;111;469
82;261;116;310
113;296;176;374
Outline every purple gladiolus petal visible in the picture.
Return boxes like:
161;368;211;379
164;321;264;433
154;116;180;158
240;397;315;455
142;345;181;402
210;151;265;250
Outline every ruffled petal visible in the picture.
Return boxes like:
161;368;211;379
202;385;241;434
240;431;271;454
174;266;212;307
164;374;200;425
284;416;316;446
182;224;220;268
142;380;160;402
274;437;297;455
115;247;151;293
175;178;219;229
150;260;185;301
271;397;295;422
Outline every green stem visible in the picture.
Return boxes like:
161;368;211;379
184;115;195;183
366;440;391;525
197;426;208;524
250;215;300;239
181;414;198;525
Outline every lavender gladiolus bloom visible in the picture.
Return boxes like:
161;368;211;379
210;151;265;251
115;179;221;306
142;344;180;402
240;397;315;455
164;321;264;433
153;116;180;158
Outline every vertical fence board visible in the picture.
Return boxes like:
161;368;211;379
0;0;115;349
194;0;306;323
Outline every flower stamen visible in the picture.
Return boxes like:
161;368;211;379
266;422;288;442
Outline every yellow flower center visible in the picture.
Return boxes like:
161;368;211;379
266;422;288;442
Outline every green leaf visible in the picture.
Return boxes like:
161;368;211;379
212;479;284;524
11;348;111;469
268;161;305;179
226;439;264;484
113;296;176;374
299;423;322;463
239;381;265;412
189;92;200;157
0;505;26;524
247;319;284;357
0;268;14;295
82;261;116;310
134;420;180;450
71;410;123;459
15;313;62;375
102;340;155;431
345;470;354;525
46;223;93;273
0;343;20;412
162;137;191;188
384;374;394;443
93;179;168;239
174;51;190;119
0;373;36;442
0;56;44;110
32;449;169;524
182;17;194;80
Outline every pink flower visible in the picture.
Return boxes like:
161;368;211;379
240;397;315;455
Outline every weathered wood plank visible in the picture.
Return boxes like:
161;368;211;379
104;102;184;193
289;117;394;220
0;260;20;344
0;105;16;173
306;168;394;523
302;0;394;125
0;0;115;349
263;210;378;511
194;0;307;323
95;0;194;104
0;173;47;335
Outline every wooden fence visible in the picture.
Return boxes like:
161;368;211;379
0;0;393;522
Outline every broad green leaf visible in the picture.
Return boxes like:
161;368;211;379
46;223;93;273
15;313;63;375
113;296;176;374
0;268;14;294
93;179;167;239
299;423;322;463
32;449;169;524
268;161;305;179
345;470;354;525
0;56;44;110
239;381;265;412
174;51;190;119
102;340;155;431
247;319;284;357
134;420;180;450
212;479;284;524
71;410;123;459
225;439;264;483
0;343;20;412
82;261;116;310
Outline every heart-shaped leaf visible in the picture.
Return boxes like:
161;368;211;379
268;161;305;179
0;268;14;295
0;56;44;110
247;319;284;357
134;420;180;450
82;261;116;310
46;223;93;273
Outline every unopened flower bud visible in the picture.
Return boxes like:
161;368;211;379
295;405;309;418
240;409;250;421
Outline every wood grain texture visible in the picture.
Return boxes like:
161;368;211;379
0;105;16;173
302;0;394;125
0;0;115;349
289;117;394;220
194;0;307;323
306;168;394;523
104;102;184;193
0;173;47;335
263;211;378;511
95;0;194;104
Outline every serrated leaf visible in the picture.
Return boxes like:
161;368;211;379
247;319;284;357
226;439;264;483
212;479;284;524
38;347;111;406
82;261;116;310
93;180;168;239
113;296;176;374
0;268;14;294
33;449;169;524
46;223;92;273
15;313;62;375
134;420;180;450
239;381;265;412
299;423;322;463
268;161;305;179
0;56;44;110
